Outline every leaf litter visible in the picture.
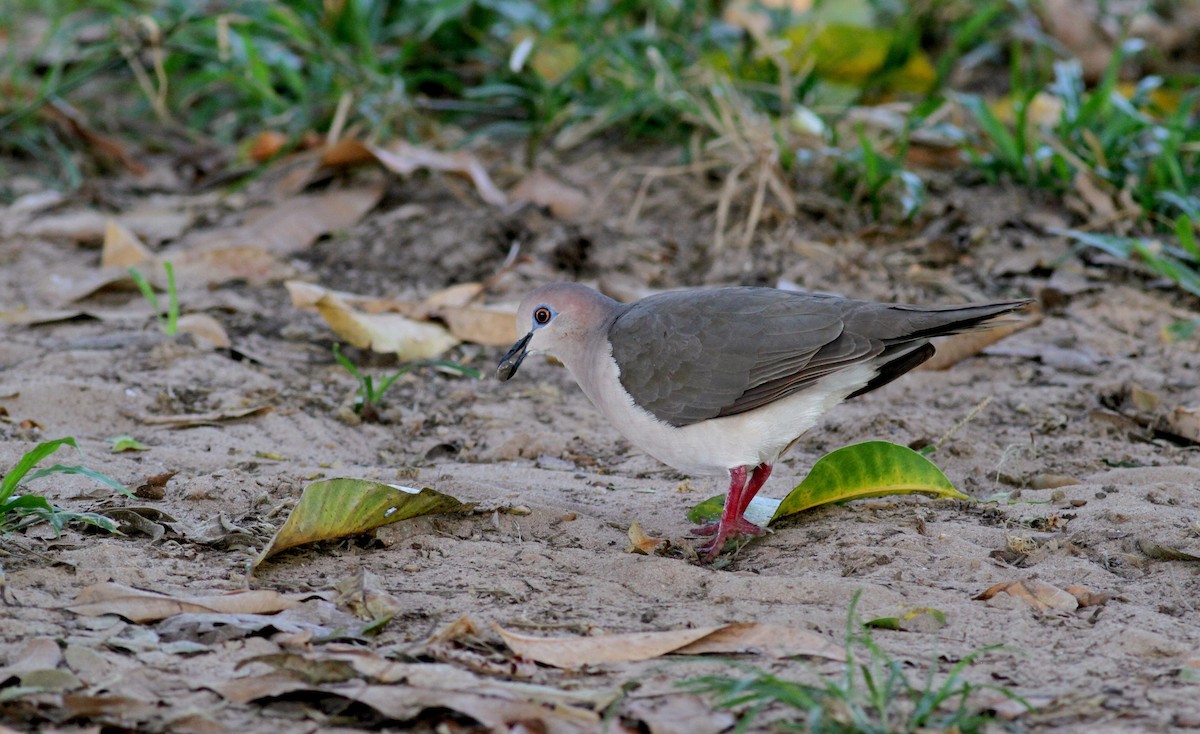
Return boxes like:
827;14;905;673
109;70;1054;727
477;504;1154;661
3;126;1200;734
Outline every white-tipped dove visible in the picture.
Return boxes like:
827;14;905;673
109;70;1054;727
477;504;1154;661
497;282;1030;560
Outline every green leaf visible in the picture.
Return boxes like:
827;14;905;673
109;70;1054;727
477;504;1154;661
865;607;947;632
110;435;149;453
687;442;966;527
254;478;473;566
0;437;79;503
772;442;965;521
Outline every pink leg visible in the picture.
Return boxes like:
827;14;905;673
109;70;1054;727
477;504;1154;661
692;463;773;560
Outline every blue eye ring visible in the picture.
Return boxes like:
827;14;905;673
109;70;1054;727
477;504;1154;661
532;305;554;327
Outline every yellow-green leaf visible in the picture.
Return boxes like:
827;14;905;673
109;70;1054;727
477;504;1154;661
254;478;472;566
865;607;947;632
687;441;965;526
772;441;966;521
110;435;149;453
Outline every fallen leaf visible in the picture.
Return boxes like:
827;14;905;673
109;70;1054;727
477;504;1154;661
175;313;231;349
510;170;589;220
626;695;735;734
254;478;471;566
174;246;296;286
690;441;966;527
975;579;1078;612
0;308;94;326
286;281;459;359
248;130;289;162
16;667;82;692
625;520;665;554
134;470;177;500
101;219;155;268
48;267;139;304
23;208;109;243
157;609;343;644
1029;474;1081;490
423;282;485;308
1137;538;1200;562
0;638;62;682
184;186;384;256
1064;584;1110;608
41;98;146;175
110;434;149;453
1071;170;1118;222
368;141;507;207
126;405;272;428
865;607;948;633
321;136;376;166
672;623;846;660
495;622;843;669
1168;405;1200;443
65;582;303;623
63;693;157;721
430;304;517;346
921;305;1042;370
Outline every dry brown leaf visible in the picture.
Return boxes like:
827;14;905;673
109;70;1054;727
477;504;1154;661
285;281;458;359
496;624;722;668
134;470;178;500
0;308;92;326
185;186;383;256
674;622;846;661
321;137;377;167
0;638;62;680
434;305;517;346
126;405;272;428
49;267;139;304
510;170;589;221
922;305;1042;370
288;280;516;348
1036;0;1114;81
24;208;109;243
975;579;1078;612
175;313;231;349
423;282;485;308
1168;406;1200;443
1029;474;1081;490
211;668;601;732
1072;171;1118;222
625;520;666;554
1064;584;1110;608
41;98;146;175
65;581;303;623
63;693;158;721
249;130;289;162
426;614;483;646
369;141;507;207
495;622;843;669
174;246;296;286
102;219;155;269
625;694;736;734
320;298;458;359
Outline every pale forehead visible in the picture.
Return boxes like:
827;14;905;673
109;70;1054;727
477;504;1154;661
520;282;590;311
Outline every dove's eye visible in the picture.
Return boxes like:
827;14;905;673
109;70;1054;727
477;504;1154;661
533;307;553;325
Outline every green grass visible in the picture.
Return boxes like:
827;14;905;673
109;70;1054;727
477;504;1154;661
332;343;481;422
682;591;1027;733
129;261;179;335
1;437;132;534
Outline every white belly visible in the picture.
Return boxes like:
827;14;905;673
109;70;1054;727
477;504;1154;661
571;348;876;476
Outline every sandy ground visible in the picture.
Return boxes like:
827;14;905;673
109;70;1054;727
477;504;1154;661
2;145;1200;733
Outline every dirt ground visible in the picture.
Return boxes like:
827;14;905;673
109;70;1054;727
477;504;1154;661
2;143;1200;733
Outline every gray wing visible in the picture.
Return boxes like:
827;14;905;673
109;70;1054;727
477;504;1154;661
609;287;1027;427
